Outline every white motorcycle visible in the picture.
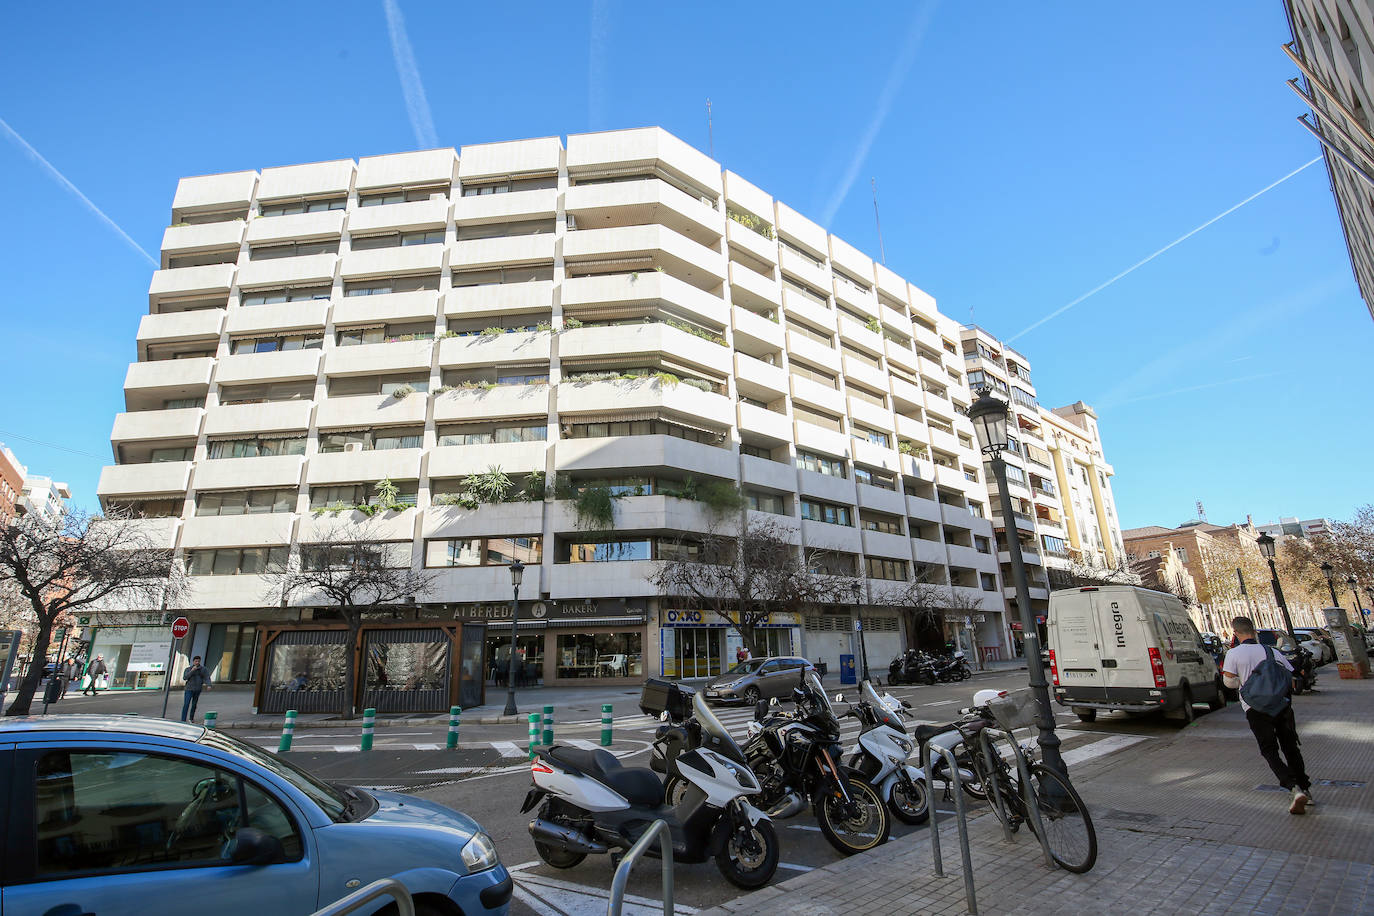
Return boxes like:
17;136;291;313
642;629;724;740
521;690;780;889
838;679;929;824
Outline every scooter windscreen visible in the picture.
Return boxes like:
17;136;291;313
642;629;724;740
861;679;907;733
803;669;834;715
693;690;748;763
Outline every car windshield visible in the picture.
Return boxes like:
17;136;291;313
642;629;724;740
724;659;765;676
201;730;350;821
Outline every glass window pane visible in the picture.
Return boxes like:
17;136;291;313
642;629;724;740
211;550;239;575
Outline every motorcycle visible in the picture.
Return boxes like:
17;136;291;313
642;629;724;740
930;650;972;683
1284;644;1318;694
522;689;780;889
838;680;928;824
888;650;936;686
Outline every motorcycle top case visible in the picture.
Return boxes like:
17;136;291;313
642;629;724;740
640;677;694;719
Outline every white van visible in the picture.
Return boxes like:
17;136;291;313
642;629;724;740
1047;585;1225;723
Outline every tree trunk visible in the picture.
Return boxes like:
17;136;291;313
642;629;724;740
5;615;53;716
342;617;360;720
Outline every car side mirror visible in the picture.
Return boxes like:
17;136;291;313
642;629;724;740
227;827;285;866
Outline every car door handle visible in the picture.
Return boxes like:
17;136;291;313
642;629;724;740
43;905;95;916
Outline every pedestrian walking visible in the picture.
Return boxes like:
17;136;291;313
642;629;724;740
180;655;211;722
58;657;77;698
82;655;108;695
1222;616;1312;814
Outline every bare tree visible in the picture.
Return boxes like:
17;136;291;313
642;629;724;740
1;509;185;716
1064;556;1139;588
651;516;837;656
867;570;948;651
265;521;436;718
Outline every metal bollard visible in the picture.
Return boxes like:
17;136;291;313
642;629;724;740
278;710;297;752
204;711;218;730
528;713;541;759
447;706;461;749
600;703;613;746
543;704;554;746
361;707;376;751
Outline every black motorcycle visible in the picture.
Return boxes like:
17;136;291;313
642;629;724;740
888;650;936;686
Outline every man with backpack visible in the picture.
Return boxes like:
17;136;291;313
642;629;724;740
1222;616;1311;814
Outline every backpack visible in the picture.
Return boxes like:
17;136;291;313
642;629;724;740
1240;645;1291;716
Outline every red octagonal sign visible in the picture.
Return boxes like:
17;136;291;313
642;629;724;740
171;617;190;640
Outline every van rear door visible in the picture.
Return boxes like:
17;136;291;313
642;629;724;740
1097;589;1151;691
1051;590;1107;702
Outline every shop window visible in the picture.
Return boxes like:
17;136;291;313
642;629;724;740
268;642;345;694
559;539;653;562
555;632;642;679
486;633;544;687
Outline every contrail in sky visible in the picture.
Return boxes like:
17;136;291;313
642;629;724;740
588;0;612;129
1008;156;1322;342
820;2;939;226
383;0;439;149
1113;371;1287;407
0;116;156;267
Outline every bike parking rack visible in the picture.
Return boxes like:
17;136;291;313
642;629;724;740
926;743;978;915
978;727;1056;870
309;877;414;916
608;817;674;916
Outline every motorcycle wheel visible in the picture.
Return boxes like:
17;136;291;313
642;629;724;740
715;818;780;889
922;671;937;686
888;776;929;825
534;839;586;869
816;778;891;856
664;775;689;807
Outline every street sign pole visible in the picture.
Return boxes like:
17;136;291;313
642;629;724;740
161;617;190;719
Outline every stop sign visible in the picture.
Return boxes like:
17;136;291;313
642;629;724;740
171;617;190;639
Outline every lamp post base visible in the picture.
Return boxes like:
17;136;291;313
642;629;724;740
503;690;517;717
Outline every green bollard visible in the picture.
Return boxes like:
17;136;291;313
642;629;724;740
528;713;541;759
447;706;461;749
278;710;296;753
203;711;217;730
361;707;376;751
600;703;613;746
543;704;554;747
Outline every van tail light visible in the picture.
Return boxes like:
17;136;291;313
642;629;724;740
1048;649;1060;686
1148;648;1167;688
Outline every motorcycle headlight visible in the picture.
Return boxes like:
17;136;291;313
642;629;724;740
460;831;500;872
893;737;912;754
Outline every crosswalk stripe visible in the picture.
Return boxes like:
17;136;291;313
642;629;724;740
1059;734;1150;767
493;741;525;758
413;743;441;751
567;739;599;750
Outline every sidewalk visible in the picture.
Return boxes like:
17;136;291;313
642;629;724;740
702;672;1374;915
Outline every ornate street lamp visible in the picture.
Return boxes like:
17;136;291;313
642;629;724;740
968;387;1065;776
1320;561;1340;608
850;580;870;684
1255;534;1299;640
502;559;526;717
1346;575;1361;618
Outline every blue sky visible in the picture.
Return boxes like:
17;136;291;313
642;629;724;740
1;1;1368;530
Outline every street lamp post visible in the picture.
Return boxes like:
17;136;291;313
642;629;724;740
502;559;526;717
1320;562;1340;609
850;581;870;684
1255;534;1299;640
967;388;1065;777
1346;575;1361;618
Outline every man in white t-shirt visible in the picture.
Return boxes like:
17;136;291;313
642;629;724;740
1221;616;1311;815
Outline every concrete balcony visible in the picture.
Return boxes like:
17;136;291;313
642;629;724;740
314;392;425;430
323;339;433;377
258;159;352;201
137;309;225;351
891;377;924;410
731;306;783;352
357;148;456;190
562;272;728;329
907;495;942;523
734;352;788;399
741;454;795;491
148;263;235;304
935;464;972;493
737;403;791;443
247;209;345;245
940;502;983;530
880;301;909;332
162;220;245;255
438;330;553;368
454;188;557;225
843;357;888;394
187;574;277;611
848;398;893;435
111;408;203;446
912;323;943;354
340;242;445;280
928;427;960;456
333;290;441;326
545;495;720;537
913;538;947;566
430;564;548;604
236;253;336;290
800;518;861;553
428;442;549;481
924;390;955;420
779;248;829;291
863;528;914;561
789;375;845;414
173;171;256;215
875;264;907;306
446;280;554;319
785;333;840;374
193;455;303;491
837;317;883;354
433;384;551;422
832;280;877;317
556;378;733;428
856;482;906;516
348;197;450;234
547;560;660;601
897;451;933;481
565;178;721;244
794;422;849;461
207;400;314;437
306;448;423;486
852;438;899;475
217;349;322;385
97;461;193;497
298;509;417;545
106;516;180;549
748;510;801;543
782;288;834;330
555;435;733;480
226;301;330;336
180;514;294;550
124;357;214;394
797;467;853;504
422;501;545;540
728;261;780;311
919;351;945;378
947;544;992;572
725;220;777;265
566;127;722;196
558;324;728;376
563;225;724;287
450;234;556;270
829;236;872;285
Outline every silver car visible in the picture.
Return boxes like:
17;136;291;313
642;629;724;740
703;656;814;705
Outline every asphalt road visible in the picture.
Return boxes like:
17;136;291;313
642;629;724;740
226;673;1190;915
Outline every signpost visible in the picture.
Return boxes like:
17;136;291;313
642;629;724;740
160;617;190;719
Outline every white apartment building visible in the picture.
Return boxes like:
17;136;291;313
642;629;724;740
96;128;1004;708
1255;516;1333;544
19;475;72;523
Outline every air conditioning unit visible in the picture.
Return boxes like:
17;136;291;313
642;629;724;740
566;215;577;230
345;442;364;453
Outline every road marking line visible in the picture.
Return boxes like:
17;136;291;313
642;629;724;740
412;743;441;751
515;871;699;914
567;739;599;750
332;745;356;753
786;824;822;832
1059;734;1151;767
493;741;524;757
922;700;958;706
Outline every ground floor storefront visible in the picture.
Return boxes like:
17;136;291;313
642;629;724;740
657;610;800;678
74;612;179;690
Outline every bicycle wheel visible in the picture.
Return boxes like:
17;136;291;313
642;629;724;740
971;749;1021;832
1026;764;1097;873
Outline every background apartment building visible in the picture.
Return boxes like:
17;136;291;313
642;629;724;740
95;128;1005;709
0;446;23;527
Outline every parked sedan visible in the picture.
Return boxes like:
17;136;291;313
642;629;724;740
703;656;815;705
1292;628;1335;665
0;716;511;916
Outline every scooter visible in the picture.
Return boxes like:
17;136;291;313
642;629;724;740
839;680;928;824
522;689;780;889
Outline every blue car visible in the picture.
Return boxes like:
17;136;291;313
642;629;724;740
0;716;511;916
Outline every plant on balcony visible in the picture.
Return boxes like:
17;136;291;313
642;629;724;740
432;492;475;508
535;319;553;332
432;385;455;396
458;379;496;391
441;329;462;338
898;440;913;455
572;485;619;531
563;316;583;330
681;378;712;392
652;371;680;387
660;316;727;347
519;470;550;502
390;385;415;399
865;317;883;335
630;272;639;281
462;465;514;505
571;370;620;384
479;326;506;339
726;207;776;240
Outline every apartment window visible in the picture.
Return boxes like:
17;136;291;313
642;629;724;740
240;286;331;306
259;197;345;217
328;375;428;397
177;207;248;225
568;476;654;497
800;500;852;526
740;443;778;462
148;446;194;463
780;239;823;269
852;426;890;448
866;557;908;581
1175;547;1189;563
785;317;833;346
745;490;786;515
789;361;837;388
461;175;557;195
146;344;217;361
350;229;445;250
793;404;843;433
166;250;238;269
841;343;881;370
425;536;542;567
861;512;902;535
563;419;720;445
455;219;555;240
496;371;550;386
1041;535;1068;558
1011;388;1038;410
161;397;203;410
981;573;998;592
968;501;985;518
359;186;448;206
206;437;306;459
309;481;418;509
248;241;339;260
975;536;992;554
185;547;289;576
336;322;435;346
796;450;846;478
559;539;653;563
809;550;857;576
344;275;441;296
103;498;182;518
438;422;548;446
451;264;554;286
228;334;323;354
196;488;297;516
854;467;896;491
318;428;423;453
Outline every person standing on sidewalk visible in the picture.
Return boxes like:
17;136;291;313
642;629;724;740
180;656;210;722
1222;616;1312;815
58;657;77;698
82;655;107;695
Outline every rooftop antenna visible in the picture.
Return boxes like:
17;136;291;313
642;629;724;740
706;99;714;159
1196;499;1207;522
871;177;886;264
